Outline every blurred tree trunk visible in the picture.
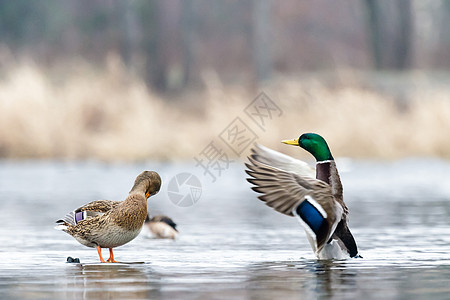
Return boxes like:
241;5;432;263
393;0;412;70
180;0;195;88
148;0;175;92
120;1;140;70
364;0;413;70
436;1;450;67
364;0;383;69
252;0;272;82
144;0;193;93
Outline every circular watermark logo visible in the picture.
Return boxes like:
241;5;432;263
167;173;202;207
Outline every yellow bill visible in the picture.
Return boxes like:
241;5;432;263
281;138;299;146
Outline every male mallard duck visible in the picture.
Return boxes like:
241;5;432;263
246;133;360;259
145;215;178;239
55;171;161;263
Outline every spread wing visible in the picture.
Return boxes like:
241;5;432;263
245;156;333;217
250;144;315;178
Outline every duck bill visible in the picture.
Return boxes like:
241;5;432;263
281;138;299;146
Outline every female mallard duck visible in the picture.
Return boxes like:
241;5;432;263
145;215;178;239
246;133;360;259
55;171;161;263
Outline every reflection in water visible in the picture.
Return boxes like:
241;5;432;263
309;261;336;298
63;263;161;299
0;262;163;299
245;260;359;299
307;261;359;299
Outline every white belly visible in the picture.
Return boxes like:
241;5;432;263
76;226;142;248
149;222;178;239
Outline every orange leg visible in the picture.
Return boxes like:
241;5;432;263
96;246;106;263
106;248;119;263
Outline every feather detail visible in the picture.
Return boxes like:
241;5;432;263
56;204;109;226
246;156;333;217
56;211;76;226
293;196;338;255
250;144;315;178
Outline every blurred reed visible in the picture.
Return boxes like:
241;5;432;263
1;59;449;161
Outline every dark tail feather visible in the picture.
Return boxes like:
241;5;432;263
333;220;358;258
160;216;178;232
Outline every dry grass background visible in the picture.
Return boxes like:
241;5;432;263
1;59;450;161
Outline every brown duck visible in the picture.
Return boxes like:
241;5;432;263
55;171;161;263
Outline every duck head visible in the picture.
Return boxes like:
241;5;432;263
130;171;162;199
282;133;333;162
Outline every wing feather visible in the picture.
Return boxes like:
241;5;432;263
75;200;121;213
250;144;315;178
246;156;332;217
56;200;121;226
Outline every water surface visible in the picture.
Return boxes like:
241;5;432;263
0;159;450;299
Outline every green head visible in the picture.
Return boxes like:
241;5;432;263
282;133;333;162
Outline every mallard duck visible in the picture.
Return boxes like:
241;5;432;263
55;171;161;263
246;133;360;259
145;215;178;239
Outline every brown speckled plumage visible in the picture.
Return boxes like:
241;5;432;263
55;171;161;262
110;195;148;231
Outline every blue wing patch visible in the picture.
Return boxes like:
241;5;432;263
295;199;329;247
75;211;85;223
